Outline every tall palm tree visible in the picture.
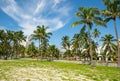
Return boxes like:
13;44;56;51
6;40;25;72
101;34;117;66
102;0;120;67
72;7;105;66
33;25;52;60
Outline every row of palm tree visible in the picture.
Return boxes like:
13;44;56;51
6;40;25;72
72;7;106;66
0;0;119;68
61;32;117;65
26;25;60;60
0;25;60;60
0;30;25;59
70;0;120;67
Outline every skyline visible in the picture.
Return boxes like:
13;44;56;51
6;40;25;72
0;0;120;48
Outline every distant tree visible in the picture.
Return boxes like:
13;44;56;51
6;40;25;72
61;36;71;58
101;34;117;66
47;45;60;61
27;42;38;58
61;36;71;50
72;34;81;56
93;28;101;45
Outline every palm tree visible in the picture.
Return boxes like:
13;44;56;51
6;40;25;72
102;0;120;67
47;45;60;60
6;30;14;59
72;7;105;66
93;28;101;44
33;25;52;60
91;40;98;61
61;36;71;58
61;36;70;50
0;30;12;60
41;38;49;58
0;30;25;59
82;32;91;63
72;33;82;58
101;34;117;66
13;31;25;58
27;42;38;58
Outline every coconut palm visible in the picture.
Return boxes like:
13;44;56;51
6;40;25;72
72;34;81;56
72;7;105;66
102;0;120;67
0;30;11;60
101;34;117;66
27;42;38;58
82;32;91;62
91;40;98;60
93;28;101;44
33;25;52;60
92;28;101;60
41;38;49;58
13;31;25;58
61;36;71;58
61;36;71;50
47;45;60;60
93;29;100;38
72;31;84;58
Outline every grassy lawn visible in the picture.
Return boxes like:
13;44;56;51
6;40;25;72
0;60;120;81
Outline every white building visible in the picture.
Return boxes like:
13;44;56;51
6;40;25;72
20;35;31;48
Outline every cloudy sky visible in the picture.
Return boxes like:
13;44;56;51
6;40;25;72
0;0;120;48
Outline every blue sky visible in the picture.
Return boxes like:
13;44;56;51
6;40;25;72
0;0;120;48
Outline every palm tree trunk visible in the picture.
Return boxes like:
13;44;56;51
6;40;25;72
38;38;42;61
105;55;109;66
40;39;43;61
113;19;120;68
88;26;93;66
106;47;110;66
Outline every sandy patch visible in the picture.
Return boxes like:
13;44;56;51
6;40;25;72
3;67;94;81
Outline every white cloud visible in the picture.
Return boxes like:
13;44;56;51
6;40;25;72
34;0;46;15
0;0;71;35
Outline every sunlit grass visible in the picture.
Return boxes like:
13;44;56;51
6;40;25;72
0;60;120;81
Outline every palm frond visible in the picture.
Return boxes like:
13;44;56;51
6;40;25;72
101;10;112;16
104;17;113;22
75;12;84;18
72;20;85;27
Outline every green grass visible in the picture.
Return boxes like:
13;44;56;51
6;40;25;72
0;60;120;81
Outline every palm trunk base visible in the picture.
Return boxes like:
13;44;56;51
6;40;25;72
117;57;120;68
117;47;120;68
